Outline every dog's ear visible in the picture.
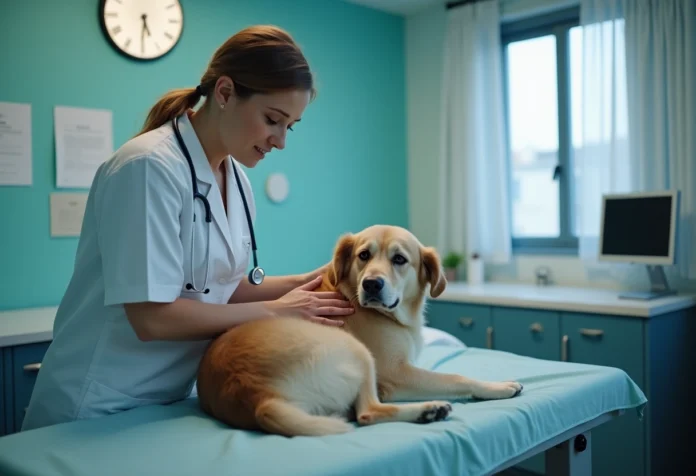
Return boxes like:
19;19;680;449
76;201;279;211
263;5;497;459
420;246;447;298
328;233;355;286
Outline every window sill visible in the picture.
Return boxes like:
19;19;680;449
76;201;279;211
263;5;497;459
512;246;578;257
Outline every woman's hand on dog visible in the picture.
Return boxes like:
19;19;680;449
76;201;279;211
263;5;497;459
268;275;354;327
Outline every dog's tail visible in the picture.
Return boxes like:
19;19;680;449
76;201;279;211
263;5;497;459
255;398;354;437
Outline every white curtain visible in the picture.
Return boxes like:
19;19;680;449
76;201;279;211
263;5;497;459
437;0;512;265
575;0;696;279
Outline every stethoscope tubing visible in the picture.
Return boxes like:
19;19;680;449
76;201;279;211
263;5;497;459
172;115;264;290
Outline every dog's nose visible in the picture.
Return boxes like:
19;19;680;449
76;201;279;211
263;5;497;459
362;277;385;295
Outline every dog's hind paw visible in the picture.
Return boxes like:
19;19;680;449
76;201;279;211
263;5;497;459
416;401;452;423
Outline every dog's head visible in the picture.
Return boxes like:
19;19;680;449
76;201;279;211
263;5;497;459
327;225;447;326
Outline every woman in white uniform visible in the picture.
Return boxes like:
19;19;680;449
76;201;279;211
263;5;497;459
22;25;354;432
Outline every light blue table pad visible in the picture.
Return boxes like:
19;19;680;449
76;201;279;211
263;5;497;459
0;345;647;476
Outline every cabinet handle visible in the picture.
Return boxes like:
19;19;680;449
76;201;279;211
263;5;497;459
486;326;493;349
459;317;473;328
23;363;41;372
561;335;569;361
529;322;544;333
579;328;604;338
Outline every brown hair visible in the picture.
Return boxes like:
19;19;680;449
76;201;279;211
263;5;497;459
138;25;315;135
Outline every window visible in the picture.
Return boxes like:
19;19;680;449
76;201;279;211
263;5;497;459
502;7;581;254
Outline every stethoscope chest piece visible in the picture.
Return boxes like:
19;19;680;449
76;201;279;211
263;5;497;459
249;267;265;285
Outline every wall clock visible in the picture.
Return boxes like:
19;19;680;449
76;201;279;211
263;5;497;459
99;0;184;61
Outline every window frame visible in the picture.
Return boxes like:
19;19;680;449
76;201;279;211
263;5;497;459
501;6;580;255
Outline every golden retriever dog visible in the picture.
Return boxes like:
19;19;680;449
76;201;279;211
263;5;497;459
196;225;523;437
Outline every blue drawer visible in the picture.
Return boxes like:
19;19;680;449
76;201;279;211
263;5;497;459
12;341;50;431
425;301;492;349
492;307;561;361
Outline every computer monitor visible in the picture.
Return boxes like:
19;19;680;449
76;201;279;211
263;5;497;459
598;189;680;300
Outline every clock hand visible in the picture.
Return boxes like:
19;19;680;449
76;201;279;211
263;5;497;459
142;14;151;36
140;14;150;55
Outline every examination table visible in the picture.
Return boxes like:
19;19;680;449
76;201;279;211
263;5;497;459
0;333;647;476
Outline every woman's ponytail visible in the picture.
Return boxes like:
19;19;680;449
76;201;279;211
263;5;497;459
137;86;203;136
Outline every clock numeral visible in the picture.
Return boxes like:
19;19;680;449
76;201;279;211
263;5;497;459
105;12;118;17
169;19;179;23
164;32;173;40
155;42;161;51
111;25;122;36
166;3;176;9
124;38;132;50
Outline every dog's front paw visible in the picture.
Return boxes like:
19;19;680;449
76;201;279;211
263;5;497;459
474;381;523;400
416;401;452;423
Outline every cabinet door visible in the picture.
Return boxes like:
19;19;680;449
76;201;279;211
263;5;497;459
12;341;50;431
560;312;644;386
560;312;645;476
492;307;561;360
425;301;492;349
0;349;4;436
2;348;12;435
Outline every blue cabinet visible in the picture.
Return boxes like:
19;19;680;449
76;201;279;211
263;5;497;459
1;348;12;437
0;350;4;436
11;342;49;431
425;295;696;476
426;301;492;349
0;340;51;436
490;307;561;475
492;307;561;361
560;312;644;385
560;312;646;476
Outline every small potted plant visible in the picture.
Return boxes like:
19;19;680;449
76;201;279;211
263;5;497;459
442;251;463;282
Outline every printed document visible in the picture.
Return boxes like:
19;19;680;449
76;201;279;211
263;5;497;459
55;106;113;188
50;192;88;237
0;102;32;186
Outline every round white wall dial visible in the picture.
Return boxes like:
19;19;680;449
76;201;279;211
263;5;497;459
265;173;289;203
100;0;184;61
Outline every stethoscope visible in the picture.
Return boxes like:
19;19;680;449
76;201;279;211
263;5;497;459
172;115;265;293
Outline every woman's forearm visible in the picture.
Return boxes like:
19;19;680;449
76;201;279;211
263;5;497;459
124;298;277;342
228;273;315;304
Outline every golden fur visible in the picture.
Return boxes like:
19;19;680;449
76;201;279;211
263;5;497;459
196;225;523;436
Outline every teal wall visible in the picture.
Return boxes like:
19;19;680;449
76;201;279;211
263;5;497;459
0;0;407;311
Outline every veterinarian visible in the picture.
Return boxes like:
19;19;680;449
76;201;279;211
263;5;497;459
22;25;354;432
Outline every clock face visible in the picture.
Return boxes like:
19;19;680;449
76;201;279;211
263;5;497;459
100;0;184;61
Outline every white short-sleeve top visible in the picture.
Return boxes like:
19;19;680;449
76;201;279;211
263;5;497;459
22;112;256;431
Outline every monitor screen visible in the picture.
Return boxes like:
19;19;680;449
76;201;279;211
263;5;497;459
600;192;677;262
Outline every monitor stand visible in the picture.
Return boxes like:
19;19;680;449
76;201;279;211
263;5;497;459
618;265;677;300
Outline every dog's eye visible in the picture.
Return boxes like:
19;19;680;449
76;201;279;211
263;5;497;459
358;250;370;261
392;254;407;265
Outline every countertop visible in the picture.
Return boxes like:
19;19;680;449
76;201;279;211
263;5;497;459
2;282;695;347
435;282;696;317
0;307;56;347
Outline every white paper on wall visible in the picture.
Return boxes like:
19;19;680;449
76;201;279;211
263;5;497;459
50;192;88;237
0;102;32;186
55;105;113;188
